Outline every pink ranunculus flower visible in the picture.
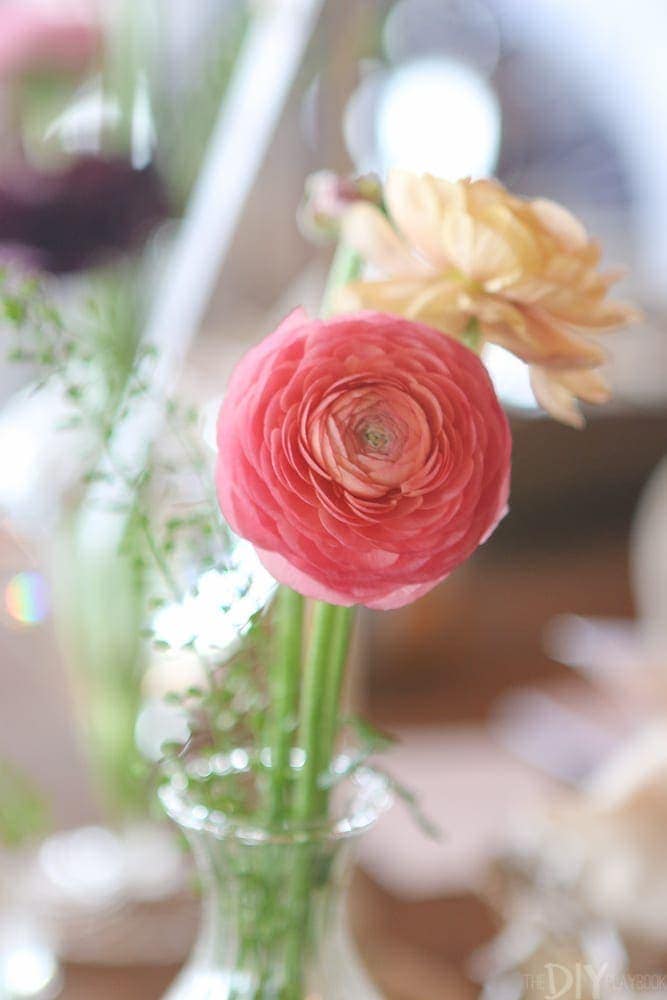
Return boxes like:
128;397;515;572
216;310;511;610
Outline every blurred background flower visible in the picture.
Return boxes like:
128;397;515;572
0;155;168;273
0;1;100;80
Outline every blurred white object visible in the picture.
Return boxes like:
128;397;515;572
0;384;92;534
491;686;624;784
544;453;667;704
346;55;500;179
0;929;60;1000
476;722;667;996
545;615;656;680
18;823;196;966
547;721;667;948
586;719;667;811
359;726;552;899
0;848;61;1000
376;57;501;178
151;541;276;658
544;614;667;719
44;80;119;155
39;826;125;909
134;699;191;762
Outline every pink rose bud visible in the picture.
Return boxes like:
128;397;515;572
216;309;511;609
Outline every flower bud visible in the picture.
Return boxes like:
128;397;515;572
298;171;382;243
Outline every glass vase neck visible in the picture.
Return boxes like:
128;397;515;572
159;753;391;1000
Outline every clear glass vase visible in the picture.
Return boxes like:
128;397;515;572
159;752;392;1000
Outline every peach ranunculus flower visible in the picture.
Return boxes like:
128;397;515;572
216;309;511;610
338;171;640;427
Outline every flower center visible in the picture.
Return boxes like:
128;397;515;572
302;381;435;502
359;419;393;455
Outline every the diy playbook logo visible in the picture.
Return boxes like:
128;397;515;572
525;963;667;998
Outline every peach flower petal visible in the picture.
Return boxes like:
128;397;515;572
341;203;428;277
339;171;641;425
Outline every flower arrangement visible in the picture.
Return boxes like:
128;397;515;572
210;169;636;839
0;168;638;998
185;170;634;996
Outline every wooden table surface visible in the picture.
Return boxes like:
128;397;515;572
59;873;491;999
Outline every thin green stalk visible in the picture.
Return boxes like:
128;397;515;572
293;601;337;823
277;241;363;996
268;587;304;824
462;315;483;353
320;243;362;318
136;514;182;603
318;606;354;802
282;599;338;999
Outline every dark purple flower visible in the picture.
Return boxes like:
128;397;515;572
0;156;170;273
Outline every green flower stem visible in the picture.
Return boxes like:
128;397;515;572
312;238;361;804
281;601;339;999
293;601;338;823
136;513;182;604
317;605;355;806
321;243;362;318
462;315;483;353
278;240;363;996
268;586;304;824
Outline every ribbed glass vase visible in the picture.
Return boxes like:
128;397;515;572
159;752;392;1000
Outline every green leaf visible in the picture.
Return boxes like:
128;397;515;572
164;692;184;705
3;296;27;325
58;416;83;430
380;770;442;841
346;716;397;754
83;470;111;483
7;347;28;362
0;760;49;847
42;305;63;328
160;741;187;760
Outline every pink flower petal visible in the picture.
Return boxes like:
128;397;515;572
216;310;511;609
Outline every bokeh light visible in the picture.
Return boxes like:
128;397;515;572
152;538;276;657
0;936;60;1000
135;699;191;762
4;572;50;627
376;57;501;179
